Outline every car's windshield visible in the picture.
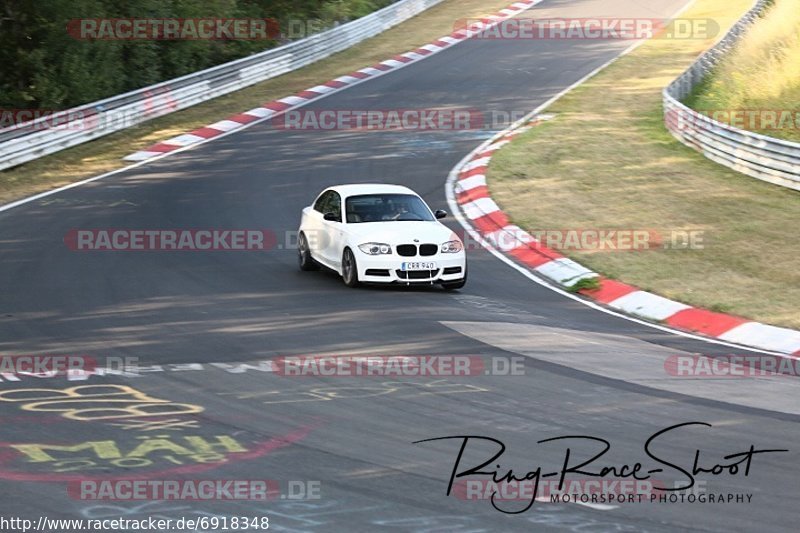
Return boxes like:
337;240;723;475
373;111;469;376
345;193;435;223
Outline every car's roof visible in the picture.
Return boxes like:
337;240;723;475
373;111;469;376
325;183;417;197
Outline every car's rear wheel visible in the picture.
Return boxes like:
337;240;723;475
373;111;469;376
298;232;319;271
342;248;360;287
441;263;467;290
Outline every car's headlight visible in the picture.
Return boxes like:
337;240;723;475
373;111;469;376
358;243;392;255
441;240;463;253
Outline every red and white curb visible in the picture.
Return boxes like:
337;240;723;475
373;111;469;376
124;0;543;162
448;116;800;357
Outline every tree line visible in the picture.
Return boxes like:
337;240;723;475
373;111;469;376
0;0;393;109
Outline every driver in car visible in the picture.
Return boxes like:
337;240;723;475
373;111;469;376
382;199;415;220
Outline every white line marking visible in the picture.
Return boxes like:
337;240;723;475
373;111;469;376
418;44;443;53
277;95;308;106
461;197;501;220
306;84;339;94
357;67;385;77
201;119;241;132
242;107;275;118
455;174;486;192
162;134;205;147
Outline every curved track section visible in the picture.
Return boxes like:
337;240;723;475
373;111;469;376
0;1;798;531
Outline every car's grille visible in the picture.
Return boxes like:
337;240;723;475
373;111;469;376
419;244;438;256
365;269;390;277
396;269;439;280
442;267;462;275
396;244;417;257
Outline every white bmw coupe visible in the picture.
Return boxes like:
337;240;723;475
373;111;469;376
298;184;467;289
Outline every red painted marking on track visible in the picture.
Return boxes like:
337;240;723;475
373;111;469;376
579;277;638;304
471;211;510;234
227;113;260;124
191;127;224;139
144;142;180;153
459;167;487;180
665;308;750;337
264;101;291;112
508;244;561;268
457;186;489;204
295;90;321;99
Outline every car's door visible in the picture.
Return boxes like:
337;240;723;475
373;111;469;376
303;190;330;263
319;190;346;268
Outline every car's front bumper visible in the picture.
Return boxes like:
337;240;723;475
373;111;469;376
355;251;466;284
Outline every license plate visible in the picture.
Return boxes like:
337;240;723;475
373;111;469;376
401;262;436;271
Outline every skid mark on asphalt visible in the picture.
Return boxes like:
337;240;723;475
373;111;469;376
452;294;544;320
220;380;489;405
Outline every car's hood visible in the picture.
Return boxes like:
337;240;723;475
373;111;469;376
344;221;460;244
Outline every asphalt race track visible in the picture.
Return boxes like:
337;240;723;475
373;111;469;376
1;1;798;531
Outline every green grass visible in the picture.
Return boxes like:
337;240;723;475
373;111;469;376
686;0;800;142
487;0;800;329
567;277;601;294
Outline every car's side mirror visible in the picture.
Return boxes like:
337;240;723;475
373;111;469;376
434;209;448;219
323;212;340;222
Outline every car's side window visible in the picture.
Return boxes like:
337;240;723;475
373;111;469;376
313;191;331;213
327;192;342;221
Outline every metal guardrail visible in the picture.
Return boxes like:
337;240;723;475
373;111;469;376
0;0;445;171
663;0;800;192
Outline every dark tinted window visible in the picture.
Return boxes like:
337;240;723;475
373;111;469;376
314;190;342;221
313;191;331;213
326;192;342;220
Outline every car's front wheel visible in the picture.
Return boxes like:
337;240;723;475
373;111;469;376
298;232;319;271
342;248;360;287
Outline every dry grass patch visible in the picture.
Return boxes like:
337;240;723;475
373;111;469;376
488;0;800;328
687;0;800;142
